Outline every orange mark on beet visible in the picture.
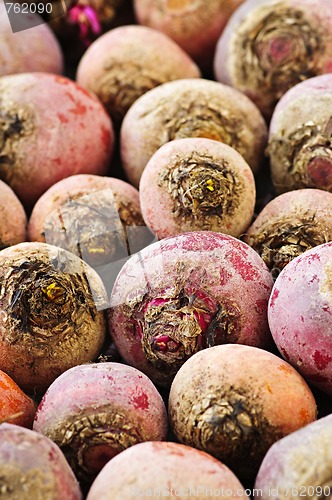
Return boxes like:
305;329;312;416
132;392;149;410
55;76;70;85
314;351;332;370
278;363;293;375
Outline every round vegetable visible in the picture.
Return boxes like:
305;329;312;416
244;189;332;278
0;2;63;76
268;242;332;395
76;24;201;123
268;74;332;193
255;413;332;499
121;78;267;187
0;179;27;250
0;72;114;209
0;423;82;500
87;441;249;499
134;0;245;69
109;231;274;386
139;138;256;239
0;242;107;393
169;344;317;481
0;370;36;428
33;363;168;486
214;0;332;118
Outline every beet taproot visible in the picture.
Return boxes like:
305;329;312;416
169;344;317;481
244;189;332;279
268;242;332;395
268;74;332;193
87;441;249;499
214;0;332;118
121;78;267;187
0;72;114;210
0;242;107;394
76;24;201;123
255;413;332;499
109;231;273;386
139;138;256;239
0;2;63;76
134;0;245;70
0;179;27;250
33;362;168;487
0;370;36;428
0;423;82;499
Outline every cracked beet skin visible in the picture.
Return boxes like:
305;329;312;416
168;344;316;482
108;231;273;386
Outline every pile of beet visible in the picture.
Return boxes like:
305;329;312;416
1;0;332;498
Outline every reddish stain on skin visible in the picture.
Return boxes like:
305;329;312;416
100;125;111;151
57;113;69;124
314;351;332;370
279;346;290;361
229;253;258;281
132;392;149;410
255;299;268;314
219;268;231;286
69;102;87;116
307;157;332;188
269;288;279;308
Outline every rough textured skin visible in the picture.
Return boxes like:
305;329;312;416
169;344;317;482
255;414;332;499
139;138;256;239
134;0;245;69
87;441;249;499
121;78;267;187
0;242;107;393
244;189;332;278
268;74;332;194
28;174;147;267
0;3;63;76
0;370;36;428
268;242;332;395
76;25;201;123
214;0;332;118
33;363;168;486
109;231;274;386
0;179;27;249
0;423;82;500
0;73;114;210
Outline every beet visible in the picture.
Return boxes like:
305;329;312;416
76;24;201;123
0;242;107;393
0;179;27;250
109;231;273;386
169;344;317;482
33;362;168;487
0;72;114;210
121;78;267;187
268;241;332;395
134;0;245;70
139;138;256;239
0;423;82;499
244;188;332;279
268;74;332;193
87;441;249;499
214;0;332;118
255;413;332;499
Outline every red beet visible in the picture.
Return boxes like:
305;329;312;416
169;344;317;481
134;0;245;70
268;242;332;395
33;362;168;487
139;138;256;239
244;188;332;278
0;73;114;210
268;74;332;193
109;231;274;386
0;423;82;499
255;413;332;498
214;0;332;118
87;441;249;499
